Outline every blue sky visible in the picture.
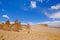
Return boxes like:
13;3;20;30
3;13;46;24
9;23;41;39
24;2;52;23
0;0;60;24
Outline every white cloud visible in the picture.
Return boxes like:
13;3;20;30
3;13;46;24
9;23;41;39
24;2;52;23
44;4;60;19
30;1;36;8
10;22;14;24
48;21;60;27
21;23;27;25
51;4;60;10
38;21;50;24
50;11;60;18
21;22;35;25
44;11;50;17
0;21;5;24
49;21;60;27
2;15;10;19
38;21;60;27
28;22;34;25
0;21;13;24
44;11;60;19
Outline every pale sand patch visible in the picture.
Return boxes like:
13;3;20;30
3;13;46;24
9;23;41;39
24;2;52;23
0;25;60;40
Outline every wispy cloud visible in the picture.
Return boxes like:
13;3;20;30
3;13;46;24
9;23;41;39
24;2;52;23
30;1;36;8
0;21;5;24
38;21;60;27
28;22;34;25
48;21;60;27
51;4;60;10
21;22;35;25
37;0;49;3
50;11;60;18
10;22;14;24
44;11;60;19
44;4;60;19
23;1;37;10
38;21;50;24
1;9;5;11
22;18;25;20
0;1;2;5
2;15;10;19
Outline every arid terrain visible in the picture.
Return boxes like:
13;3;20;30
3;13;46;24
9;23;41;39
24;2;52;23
0;25;60;40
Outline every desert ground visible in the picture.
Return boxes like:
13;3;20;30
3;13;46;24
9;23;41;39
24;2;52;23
0;25;60;40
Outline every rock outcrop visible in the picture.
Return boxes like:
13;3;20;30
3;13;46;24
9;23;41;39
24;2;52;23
0;19;30;33
40;24;48;27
